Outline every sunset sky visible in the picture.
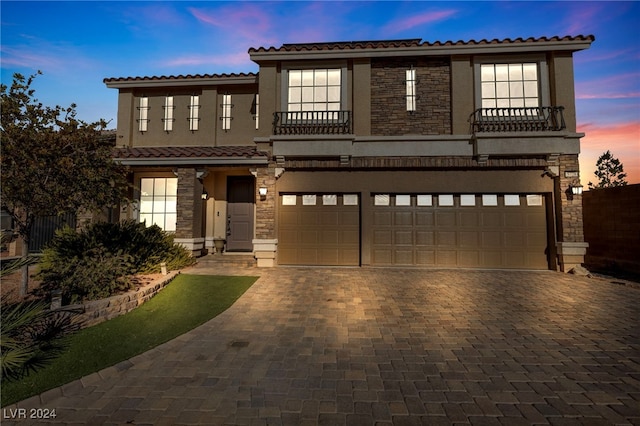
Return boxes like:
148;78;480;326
1;1;638;185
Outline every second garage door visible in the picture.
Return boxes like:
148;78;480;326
278;194;360;266
372;194;548;269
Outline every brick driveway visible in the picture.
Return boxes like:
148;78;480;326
8;267;640;425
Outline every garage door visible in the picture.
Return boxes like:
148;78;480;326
278;194;360;265
372;194;548;269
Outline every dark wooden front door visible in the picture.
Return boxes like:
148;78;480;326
226;177;255;252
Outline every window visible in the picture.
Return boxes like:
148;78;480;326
253;94;259;129
138;96;149;132
163;96;174;132
139;178;177;231
481;63;539;110
188;95;200;131
287;68;341;113
406;68;417;112
221;94;232;130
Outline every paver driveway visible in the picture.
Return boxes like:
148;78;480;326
7;267;640;425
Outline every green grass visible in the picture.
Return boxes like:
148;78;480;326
1;274;257;406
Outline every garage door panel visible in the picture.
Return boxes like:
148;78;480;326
320;212;339;226
374;211;392;226
481;231;502;248
371;194;548;270
481;251;503;267
342;211;359;226
436;212;457;227
437;231;457;246
415;231;434;245
437;251;457;266
460;212;479;227
527;212;546;227
394;211;413;226
416;250;436;265
373;230;392;245
504;212;525;227
342;230;360;245
394;250;414;265
481;212;503;227
300;212;319;226
459;231;479;248
459;250;480;267
416;212;434;226
373;249;392;264
504;232;525;247
395;230;413;245
280;211;299;225
320;230;339;244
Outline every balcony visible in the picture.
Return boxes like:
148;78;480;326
273;111;352;135
470;107;566;133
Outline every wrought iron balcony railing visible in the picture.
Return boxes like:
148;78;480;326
470;107;566;133
273;111;352;135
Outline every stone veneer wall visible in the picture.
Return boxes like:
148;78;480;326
583;184;640;274
557;155;585;242
255;163;277;239
175;168;200;239
371;58;451;136
68;271;179;328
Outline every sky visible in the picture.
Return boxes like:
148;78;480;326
1;1;639;186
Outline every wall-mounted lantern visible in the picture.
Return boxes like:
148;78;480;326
258;187;267;200
201;189;209;200
570;182;583;196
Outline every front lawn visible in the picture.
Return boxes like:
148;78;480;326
1;274;257;406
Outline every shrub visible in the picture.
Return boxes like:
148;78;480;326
1;297;82;382
35;220;195;303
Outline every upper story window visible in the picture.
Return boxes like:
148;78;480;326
138;96;149;132
481;63;539;109
162;96;174;132
406;68;417;112
220;94;233;130
287;68;342;112
188;95;200;131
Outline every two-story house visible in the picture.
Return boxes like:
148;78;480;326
104;35;593;271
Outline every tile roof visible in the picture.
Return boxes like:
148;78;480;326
249;35;595;53
103;72;257;84
114;146;268;161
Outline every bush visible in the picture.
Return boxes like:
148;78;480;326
35;220;195;303
1;297;82;382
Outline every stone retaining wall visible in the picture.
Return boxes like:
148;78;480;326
68;271;179;328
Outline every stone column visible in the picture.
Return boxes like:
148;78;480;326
174;168;204;256
555;154;588;272
252;162;278;267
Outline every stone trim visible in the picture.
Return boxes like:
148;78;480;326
253;238;278;267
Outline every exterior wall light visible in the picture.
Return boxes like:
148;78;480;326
570;182;583;196
259;187;268;197
201;189;209;200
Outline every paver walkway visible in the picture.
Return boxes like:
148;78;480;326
5;267;640;425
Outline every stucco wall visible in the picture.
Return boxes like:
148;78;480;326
583;184;640;274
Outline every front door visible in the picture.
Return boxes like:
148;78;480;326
226;177;255;252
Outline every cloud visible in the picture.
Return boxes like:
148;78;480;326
578;121;640;184
382;9;458;34
576;73;640;100
188;4;277;46
561;3;603;35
